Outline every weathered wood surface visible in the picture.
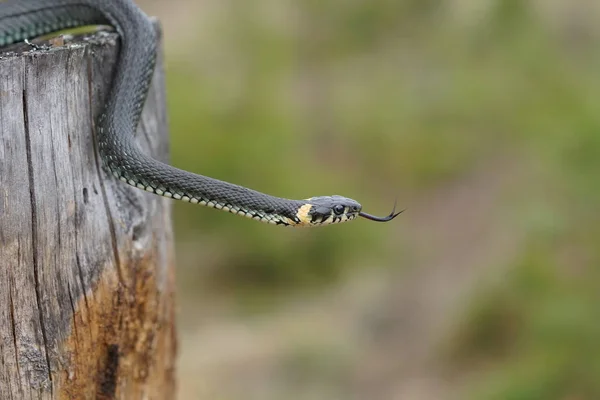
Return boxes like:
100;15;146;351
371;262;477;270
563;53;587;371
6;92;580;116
0;32;177;399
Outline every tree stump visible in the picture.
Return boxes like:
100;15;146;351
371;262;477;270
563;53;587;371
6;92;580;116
0;31;177;399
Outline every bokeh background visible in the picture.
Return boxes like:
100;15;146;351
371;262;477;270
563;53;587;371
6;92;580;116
137;1;600;399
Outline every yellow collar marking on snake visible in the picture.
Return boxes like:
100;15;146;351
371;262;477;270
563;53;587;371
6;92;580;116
294;203;313;226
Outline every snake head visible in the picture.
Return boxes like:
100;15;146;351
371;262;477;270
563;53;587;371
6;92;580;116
296;195;403;226
297;195;362;226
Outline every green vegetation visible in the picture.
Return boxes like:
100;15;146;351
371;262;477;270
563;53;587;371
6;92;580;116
163;0;600;397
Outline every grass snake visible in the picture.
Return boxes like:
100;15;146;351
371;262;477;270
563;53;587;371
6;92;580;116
0;0;402;227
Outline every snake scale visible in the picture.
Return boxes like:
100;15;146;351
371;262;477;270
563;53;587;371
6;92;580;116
0;0;401;227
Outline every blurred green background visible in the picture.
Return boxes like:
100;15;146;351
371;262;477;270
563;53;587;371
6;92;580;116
139;0;600;399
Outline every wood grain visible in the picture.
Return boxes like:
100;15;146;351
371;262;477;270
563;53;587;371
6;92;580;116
0;31;177;399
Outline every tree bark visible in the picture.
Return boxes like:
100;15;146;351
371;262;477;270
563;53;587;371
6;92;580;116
0;31;177;399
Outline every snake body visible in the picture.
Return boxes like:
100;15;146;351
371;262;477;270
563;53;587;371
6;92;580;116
0;0;400;226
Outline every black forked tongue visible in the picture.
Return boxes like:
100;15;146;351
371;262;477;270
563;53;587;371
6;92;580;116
359;200;404;222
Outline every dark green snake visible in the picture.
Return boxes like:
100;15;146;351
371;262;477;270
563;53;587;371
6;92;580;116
0;0;401;227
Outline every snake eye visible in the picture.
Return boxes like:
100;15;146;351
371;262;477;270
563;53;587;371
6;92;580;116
333;205;345;215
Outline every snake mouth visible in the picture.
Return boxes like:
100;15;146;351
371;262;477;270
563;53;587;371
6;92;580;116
359;201;404;222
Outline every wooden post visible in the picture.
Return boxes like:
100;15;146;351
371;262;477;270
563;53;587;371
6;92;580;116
0;31;177;399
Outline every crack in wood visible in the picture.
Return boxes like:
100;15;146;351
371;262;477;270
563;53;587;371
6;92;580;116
86;49;126;286
23;87;53;394
98;344;120;399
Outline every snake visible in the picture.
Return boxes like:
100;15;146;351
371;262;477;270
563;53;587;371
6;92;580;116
0;0;402;227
